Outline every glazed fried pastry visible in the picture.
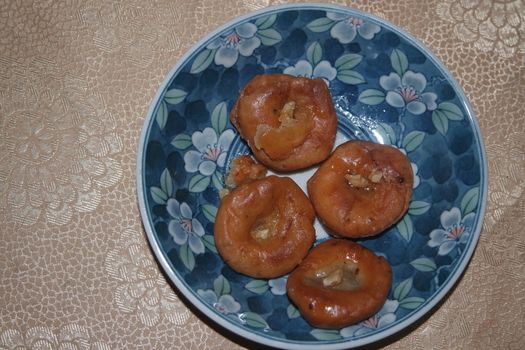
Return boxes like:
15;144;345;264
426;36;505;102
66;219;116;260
287;239;392;329
308;140;413;238
215;175;315;278
230;74;337;171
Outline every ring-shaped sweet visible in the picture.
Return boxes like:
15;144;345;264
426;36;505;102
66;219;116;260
230;74;338;171
286;239;392;329
215;175;315;278
307;140;413;238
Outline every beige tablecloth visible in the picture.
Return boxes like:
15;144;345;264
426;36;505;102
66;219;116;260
1;1;523;349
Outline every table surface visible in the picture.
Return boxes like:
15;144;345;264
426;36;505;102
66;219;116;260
1;0;523;349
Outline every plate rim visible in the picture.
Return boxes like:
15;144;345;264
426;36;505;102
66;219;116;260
136;3;488;349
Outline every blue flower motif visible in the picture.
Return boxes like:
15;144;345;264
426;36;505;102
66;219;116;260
197;289;241;314
326;12;380;43
184;127;235;176
411;162;420;189
283;60;337;84
379;70;438;115
428;207;475;256
167;199;205;254
400;148;421;189
268;277;287;296
207;22;261;68
340;299;398;337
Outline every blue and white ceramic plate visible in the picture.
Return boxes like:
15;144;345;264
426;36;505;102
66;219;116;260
137;4;487;349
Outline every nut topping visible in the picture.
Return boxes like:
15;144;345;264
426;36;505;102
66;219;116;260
345;174;369;188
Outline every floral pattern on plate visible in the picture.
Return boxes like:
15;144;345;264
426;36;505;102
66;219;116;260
137;4;486;349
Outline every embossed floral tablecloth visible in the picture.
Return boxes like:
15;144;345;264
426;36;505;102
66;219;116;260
0;0;523;349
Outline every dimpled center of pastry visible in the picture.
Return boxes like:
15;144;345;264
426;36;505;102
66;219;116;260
345;169;383;190
305;261;362;291
250;211;280;241
253;101;312;160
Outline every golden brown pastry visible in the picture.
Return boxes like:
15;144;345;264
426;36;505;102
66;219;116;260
223;155;267;189
214;175;315;278
230;74;337;171
286;239;392;329
307;140;413;238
